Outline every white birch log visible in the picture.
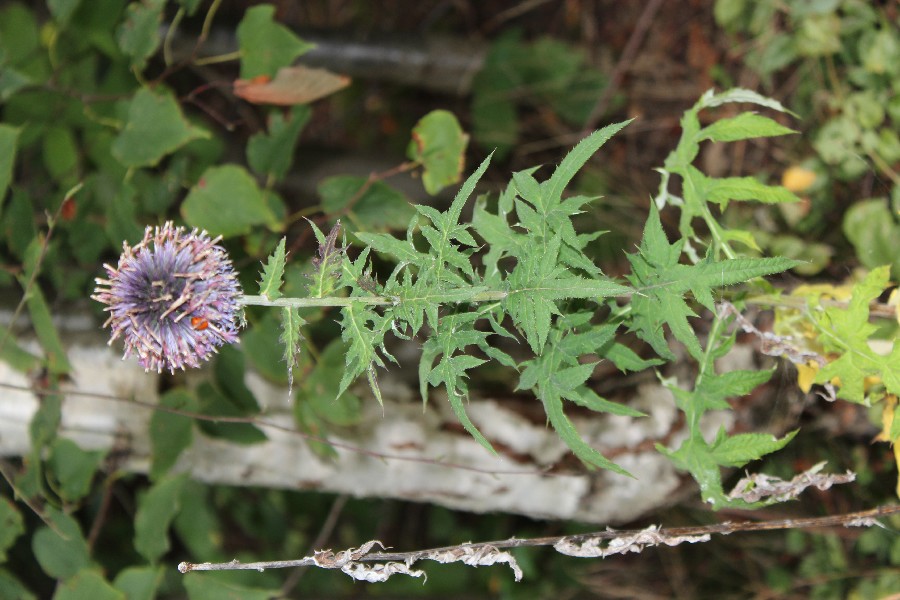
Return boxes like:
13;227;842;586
0;308;736;523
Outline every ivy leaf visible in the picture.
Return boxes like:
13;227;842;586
0;124;20;210
407;110;469;195
182;165;276;237
237;5;313;79
258;237;286;301
149;388;196;481
112;88;207;168
627;204;798;359
116;0;164;70
134;473;188;563
247;106;310;181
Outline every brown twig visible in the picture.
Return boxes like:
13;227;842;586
178;504;899;582
582;0;664;133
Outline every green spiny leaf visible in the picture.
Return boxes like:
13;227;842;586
258;238;286;301
710;428;798;468
280;306;305;394
544;120;632;204
698;112;796;143
306;219;344;298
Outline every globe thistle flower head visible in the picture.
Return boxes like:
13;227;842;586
92;222;243;373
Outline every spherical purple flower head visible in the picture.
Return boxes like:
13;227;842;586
92;222;243;373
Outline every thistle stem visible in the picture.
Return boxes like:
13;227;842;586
239;290;512;309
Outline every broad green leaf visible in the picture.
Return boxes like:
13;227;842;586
843;199;900;277
172;481;222;561
0;124;20;212
196;381;267;444
181;165;274;237
55;570;124;600
115;0;165;70
796;12;842;57
47;438;107;503
48;0;83;26
699;113;795;142
280;306;305;393
183;574;278;600
407;110;469;195
241;312;290;384
134;473;188;563
0;497;24;562
258;238;286;301
247;106;310;180
237;5;313;79
0;569;35;600
112;566;163;600
710;429;798;468
112;88;207;168
319;176;415;230
32;507;90;580
213;345;260;413
0;4;40;64
21;279;72;374
0;330;39;372
149;388;196;481
303;340;362;427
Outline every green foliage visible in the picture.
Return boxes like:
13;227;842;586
0;497;24;562
134;473;188;563
150;388;197;481
247;106;310;181
627;203;799;360
236;5;313;79
472;33;610;158
32;508;90;580
112;88;208;168
181;165;276;237
257;237;286;301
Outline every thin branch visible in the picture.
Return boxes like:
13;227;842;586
582;0;664;132
178;504;899;582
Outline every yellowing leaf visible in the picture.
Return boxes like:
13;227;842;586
781;166;817;192
797;361;818;393
889;288;900;325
